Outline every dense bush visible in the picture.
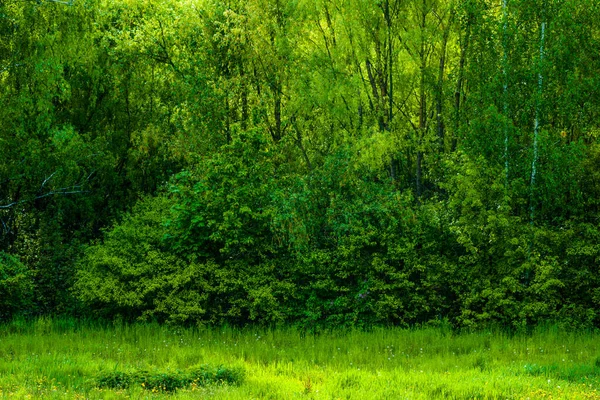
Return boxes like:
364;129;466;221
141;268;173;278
74;133;291;325
73;136;600;329
73;195;194;322
0;252;33;321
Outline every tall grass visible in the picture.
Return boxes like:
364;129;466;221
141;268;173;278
0;318;599;398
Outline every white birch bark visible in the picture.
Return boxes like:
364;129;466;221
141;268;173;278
530;18;546;223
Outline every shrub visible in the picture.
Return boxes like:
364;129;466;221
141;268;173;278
73;195;195;322
0;252;34;321
96;364;244;392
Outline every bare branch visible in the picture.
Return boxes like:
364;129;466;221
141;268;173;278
34;187;87;201
41;171;57;189
0;201;18;210
1;177;90;210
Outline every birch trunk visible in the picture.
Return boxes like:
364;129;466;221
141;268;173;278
530;18;546;223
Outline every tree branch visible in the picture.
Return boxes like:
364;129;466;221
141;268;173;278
0;187;88;210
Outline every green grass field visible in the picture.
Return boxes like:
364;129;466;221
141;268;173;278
1;318;599;399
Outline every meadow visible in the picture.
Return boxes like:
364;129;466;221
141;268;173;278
0;319;599;399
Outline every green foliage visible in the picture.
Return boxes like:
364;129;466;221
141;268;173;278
0;252;33;321
96;364;244;392
167;130;279;262
74;195;195;322
271;149;430;328
164;130;294;325
75;139;600;329
4;0;600;330
75;155;290;325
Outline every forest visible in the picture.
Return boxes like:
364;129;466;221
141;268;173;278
1;0;600;331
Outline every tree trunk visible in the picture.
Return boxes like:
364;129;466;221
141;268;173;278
436;8;454;152
452;10;472;152
502;0;509;185
416;0;427;198
530;19;546;224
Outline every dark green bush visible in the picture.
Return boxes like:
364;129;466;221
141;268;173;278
96;365;244;392
0;252;34;321
75;132;295;325
96;371;133;390
73;195;203;323
74;136;600;330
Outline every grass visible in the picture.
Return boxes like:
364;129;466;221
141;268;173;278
0;318;599;399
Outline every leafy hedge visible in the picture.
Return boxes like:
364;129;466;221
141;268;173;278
74;134;600;330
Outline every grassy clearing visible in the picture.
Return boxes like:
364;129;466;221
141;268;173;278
0;318;599;399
